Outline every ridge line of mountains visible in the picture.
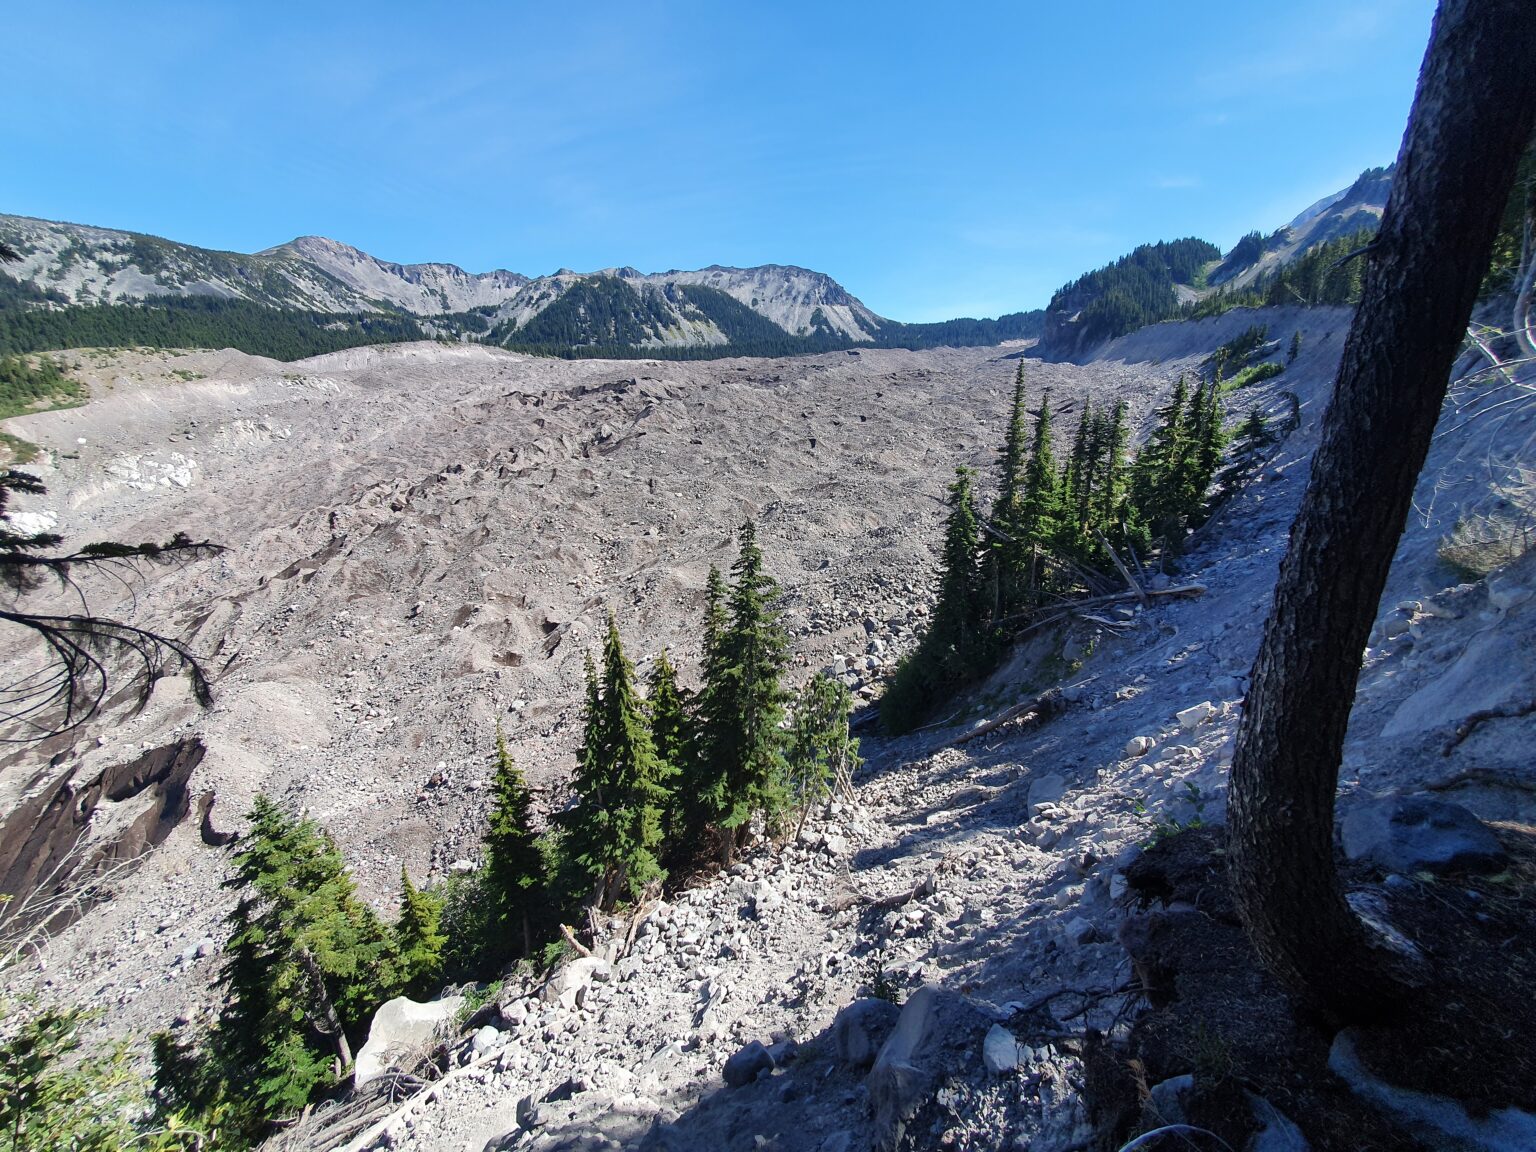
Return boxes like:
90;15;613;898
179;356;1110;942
0;165;1391;363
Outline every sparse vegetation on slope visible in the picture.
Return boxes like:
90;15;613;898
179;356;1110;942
0;290;433;361
883;357;1250;732
1036;238;1221;358
0;353;84;420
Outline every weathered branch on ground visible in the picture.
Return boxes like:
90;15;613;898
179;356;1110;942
1425;766;1536;795
866;871;938;911
333;1040;508;1152
947;687;1066;748
1438;698;1536;755
992;583;1207;632
1095;529;1147;606
558;923;594;958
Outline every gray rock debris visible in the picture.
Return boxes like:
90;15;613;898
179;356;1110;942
866;985;991;1150
831;997;901;1070
1028;773;1067;814
982;1023;1020;1074
722;1039;775;1088
1340;794;1506;875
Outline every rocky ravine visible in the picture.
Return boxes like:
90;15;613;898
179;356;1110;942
2;304;1534;1150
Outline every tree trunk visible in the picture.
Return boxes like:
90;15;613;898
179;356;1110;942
1227;0;1536;1024
296;946;354;1067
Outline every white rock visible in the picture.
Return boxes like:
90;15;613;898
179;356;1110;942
1124;735;1156;759
1176;701;1218;731
1028;774;1067;814
471;1025;503;1055
355;996;465;1085
1063;917;1096;947
982;1023;1020;1074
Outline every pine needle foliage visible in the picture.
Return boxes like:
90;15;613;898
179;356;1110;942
882;467;995;730
156;797;398;1145
560;616;670;908
787;673;861;835
484;722;545;955
393;866;446;998
1;1004;201;1151
700;522;793;864
647;649;694;847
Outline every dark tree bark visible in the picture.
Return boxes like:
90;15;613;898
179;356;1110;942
1227;0;1536;1023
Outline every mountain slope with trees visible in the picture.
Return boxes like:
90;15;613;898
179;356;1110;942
0;215;1043;362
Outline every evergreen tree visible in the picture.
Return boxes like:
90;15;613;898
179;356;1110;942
1012;391;1062;605
934;467;991;673
989;364;1033;619
700;522;793;864
1189;377;1228;523
1063;398;1093;534
1288;329;1302;363
561;616;669;907
392;866;446;998
176;797;395;1141
646;649;691;841
1097;400;1131;533
1131;374;1192;539
787;673;861;836
991;362;1031;528
484;722;546;955
666;572;729;865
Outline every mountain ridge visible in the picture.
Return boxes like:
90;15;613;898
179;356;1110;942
0;214;893;344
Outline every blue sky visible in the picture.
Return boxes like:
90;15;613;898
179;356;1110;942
3;1;1434;321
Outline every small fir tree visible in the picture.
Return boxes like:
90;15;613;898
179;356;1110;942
484;722;545;955
1097;400;1131;533
700;522;793;864
647;649;691;842
1017;392;1062;599
173;797;395;1141
1131;374;1192;540
787;673;861;836
882;467;994;731
561;617;669;907
392;866;445;998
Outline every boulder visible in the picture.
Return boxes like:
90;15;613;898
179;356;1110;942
1028;774;1067;815
867;985;991;1150
982;1024;1020;1074
1176;700;1218;731
1124;735;1156;759
354;994;464;1085
1063;917;1096;947
471;1024;503;1056
723;1039;775;1087
1330;1030;1536;1151
831;997;901;1070
543;956;613;1007
1340;795;1506;875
